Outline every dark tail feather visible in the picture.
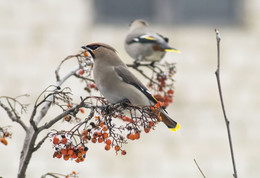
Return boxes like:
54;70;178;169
160;43;180;53
159;109;180;132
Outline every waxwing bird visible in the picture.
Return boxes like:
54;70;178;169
82;43;180;132
125;19;179;64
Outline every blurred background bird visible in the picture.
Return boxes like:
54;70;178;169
125;19;179;65
82;43;180;132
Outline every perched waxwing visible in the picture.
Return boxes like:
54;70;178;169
125;19;179;64
82;43;180;132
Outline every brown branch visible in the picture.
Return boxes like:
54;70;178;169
194;159;206;178
215;29;238;178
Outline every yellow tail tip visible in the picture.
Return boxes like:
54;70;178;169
169;123;180;132
165;49;180;53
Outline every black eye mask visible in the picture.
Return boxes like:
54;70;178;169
86;44;100;50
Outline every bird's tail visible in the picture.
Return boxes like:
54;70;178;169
159;109;180;132
165;48;180;53
160;43;180;53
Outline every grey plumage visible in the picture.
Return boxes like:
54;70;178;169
82;43;180;131
125;19;179;62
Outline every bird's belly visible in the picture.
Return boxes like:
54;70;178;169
145;51;165;61
126;43;165;62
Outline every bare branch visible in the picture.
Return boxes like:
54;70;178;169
214;29;238;178
0;100;28;131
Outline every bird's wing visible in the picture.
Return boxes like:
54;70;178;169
126;34;158;44
114;65;157;104
126;33;179;52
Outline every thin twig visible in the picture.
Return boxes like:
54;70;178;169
37;107;77;132
41;173;59;178
33;134;49;152
215;29;238;178
55;54;81;82
194;159;206;178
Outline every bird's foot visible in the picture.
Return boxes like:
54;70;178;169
119;98;131;108
150;61;156;67
133;61;140;68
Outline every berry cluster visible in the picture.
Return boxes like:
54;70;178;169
146;63;176;108
51;134;88;162
0;127;12;146
50;97;161;162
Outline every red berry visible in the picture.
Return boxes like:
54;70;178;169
121;150;126;155
78;69;84;75
82;130;88;136
84;52;89;56
67;103;72;108
144;128;150;133
115;145;120;151
68;149;74;156
103;132;108;139
134;132;140;140
78;146;84;152
53;136;59;145
90;83;96;88
79;108;85;113
167;89;174;95
105;144;110;151
164;101;169;107
97;131;102;137
63;154;70;161
91;138;97;143
105;139;112;145
102;125;108;131
61;137;67;144
72;153;77;159
98;137;103;143
56;152;62;159
128;134;135;140
148;121;154;127
61;149;68;155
